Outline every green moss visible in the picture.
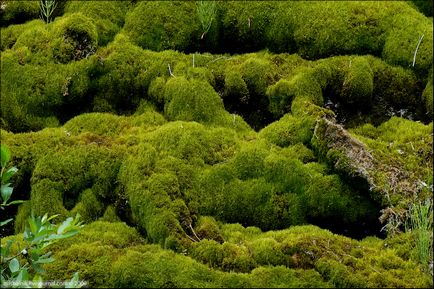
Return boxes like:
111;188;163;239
341;57;374;107
64;113;131;137
122;1;201;52
304;174;377;224
250;266;332;288
268;71;323;117
0;1;40;27
259;113;316;147
240;56;276;98
147;76;167;106
230;142;269;180
163;76;227;125
223;68;249;104
250;238;286;266
99;205;121;223
382;12;433;75
63;1;129;46
30;145;121;216
1;19;45;50
220;1;277;53
1;51;92;132
370;58;421;109
13;200;32;234
70;188;104;223
51;13;98;63
422;77;433;119
194;216;223;243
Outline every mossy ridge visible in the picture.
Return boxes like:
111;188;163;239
2;32;428;133
197;136;379;235
2;1;432;76
313;116;433;234
21;221;428;288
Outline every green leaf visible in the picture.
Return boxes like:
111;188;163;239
0;144;11;168
0;218;13;227
65;272;81;288
57;217;73;234
33;274;43;288
1;184;13;204
9;258;20;273
2;166;18;184
31;262;45;275
15;268;28;282
34;256;55;264
28;216;38;235
6;200;25;206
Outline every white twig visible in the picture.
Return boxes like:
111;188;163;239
189;223;201;242
412;34;424;67
186;234;197;242
168;64;175;77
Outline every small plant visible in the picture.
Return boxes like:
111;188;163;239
196;0;216;39
1;144;22;227
0;144;84;288
39;0;57;23
406;199;433;270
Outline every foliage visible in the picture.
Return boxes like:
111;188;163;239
39;0;57;24
196;1;216;39
0;144;83;288
406;199;433;269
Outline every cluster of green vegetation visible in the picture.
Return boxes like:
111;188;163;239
1;1;432;288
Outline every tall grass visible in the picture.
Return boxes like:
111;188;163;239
406;199;433;269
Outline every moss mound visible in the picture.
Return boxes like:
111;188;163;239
1;2;433;287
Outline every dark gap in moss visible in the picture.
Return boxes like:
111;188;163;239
317;171;386;240
63;190;81;211
323;86;429;129
309;214;386;241
114;192;137;233
221;90;277;131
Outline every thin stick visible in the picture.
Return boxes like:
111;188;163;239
412;34;424;67
189;223;201;242
168;64;175;77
